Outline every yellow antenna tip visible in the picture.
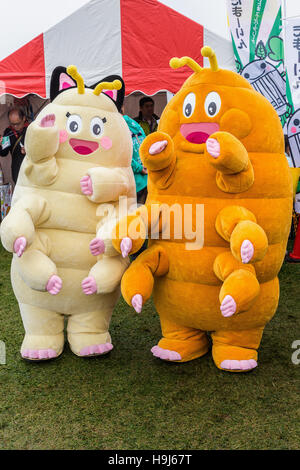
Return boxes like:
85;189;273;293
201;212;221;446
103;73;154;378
169;56;202;73
93;79;123;97
112;79;122;90
201;46;214;58
169;58;181;69
67;65;77;76
66;65;85;94
201;46;219;72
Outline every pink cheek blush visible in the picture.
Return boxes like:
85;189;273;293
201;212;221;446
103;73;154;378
59;130;69;143
100;136;112;150
291;126;297;134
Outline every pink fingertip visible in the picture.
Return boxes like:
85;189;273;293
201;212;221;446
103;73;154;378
120;237;132;258
132;294;143;313
89;238;105;255
40;114;56;128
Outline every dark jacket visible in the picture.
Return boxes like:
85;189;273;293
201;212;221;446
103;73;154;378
133;112;159;136
0;125;28;183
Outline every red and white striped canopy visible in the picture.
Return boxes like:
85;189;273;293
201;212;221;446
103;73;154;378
0;0;234;98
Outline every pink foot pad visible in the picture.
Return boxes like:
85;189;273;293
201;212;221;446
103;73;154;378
21;348;57;360
206;138;220;158
220;295;237;317
149;140;168;155
220;359;257;371
81;276;97;295
46;275;62;295
80;175;93;195
13;236;27;257
90;238;105;256
120;237;132;258
79;343;113;357
151;345;182;361
40;114;56;128
241;239;254;264
131;294;143;313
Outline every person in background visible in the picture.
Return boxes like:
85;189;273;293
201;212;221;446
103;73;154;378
122;110;148;205
0;107;28;184
134;97;159;136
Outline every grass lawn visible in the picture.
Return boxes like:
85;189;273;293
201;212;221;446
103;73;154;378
0;243;299;450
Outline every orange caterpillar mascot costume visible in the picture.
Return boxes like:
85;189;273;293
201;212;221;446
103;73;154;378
111;47;293;372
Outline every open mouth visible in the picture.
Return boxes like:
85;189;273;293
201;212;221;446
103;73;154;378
180;123;220;144
69;138;99;155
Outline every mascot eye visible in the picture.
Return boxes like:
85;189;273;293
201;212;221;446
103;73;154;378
261;62;266;69
90;117;105;137
204;92;221;117
183;93;196;118
66;114;82;134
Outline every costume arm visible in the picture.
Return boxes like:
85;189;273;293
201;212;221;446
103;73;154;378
205;131;254;193
88;256;129;294
0;194;50;252
24;114;59;186
121;245;169;311
111;205;149;256
81;167;129;203
139;131;176;189
215;205;268;264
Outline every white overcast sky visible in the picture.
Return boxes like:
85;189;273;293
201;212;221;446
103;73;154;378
0;0;299;61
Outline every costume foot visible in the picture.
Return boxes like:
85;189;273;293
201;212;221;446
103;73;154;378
80;175;93;195
46;275;62;295
21;348;57;360
212;342;258;372
120;237;132;257
89;237;105;256
13;237;27;257
220;295;236;317
79;343;113;357
206;138;220;158
149;140;168;155
241;239;254;263
131;294;143;313
151;345;182;361
81;276;97;295
220;359;257;371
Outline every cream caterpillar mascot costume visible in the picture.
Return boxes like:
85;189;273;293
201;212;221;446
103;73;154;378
0;66;136;361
